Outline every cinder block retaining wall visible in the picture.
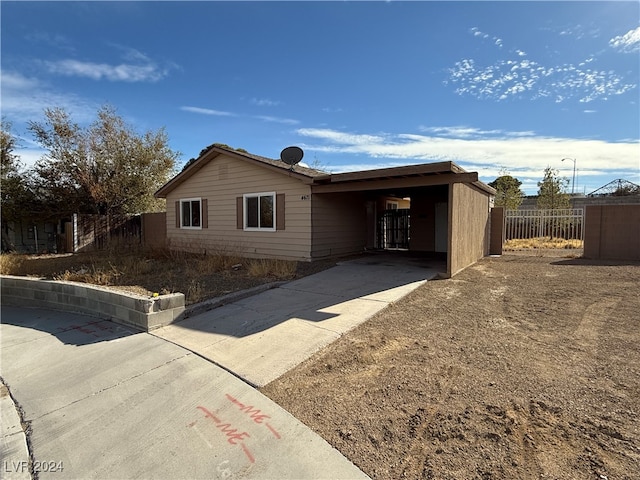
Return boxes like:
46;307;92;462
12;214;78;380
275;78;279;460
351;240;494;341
0;275;185;331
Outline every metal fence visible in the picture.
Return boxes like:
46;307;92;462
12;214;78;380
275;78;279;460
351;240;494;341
504;209;584;242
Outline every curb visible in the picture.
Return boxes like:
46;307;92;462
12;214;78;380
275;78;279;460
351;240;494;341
181;281;288;320
1;378;31;480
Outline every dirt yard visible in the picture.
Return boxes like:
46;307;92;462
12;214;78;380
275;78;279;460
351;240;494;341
262;254;640;480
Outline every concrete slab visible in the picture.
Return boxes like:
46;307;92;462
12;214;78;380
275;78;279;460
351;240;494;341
154;257;439;386
0;307;368;479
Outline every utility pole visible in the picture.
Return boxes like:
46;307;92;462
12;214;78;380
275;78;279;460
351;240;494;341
562;157;576;194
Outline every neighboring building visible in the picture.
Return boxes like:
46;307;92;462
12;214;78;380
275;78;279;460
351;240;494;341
154;144;496;277
2;219;67;254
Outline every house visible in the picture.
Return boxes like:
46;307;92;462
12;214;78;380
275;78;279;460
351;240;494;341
154;144;496;277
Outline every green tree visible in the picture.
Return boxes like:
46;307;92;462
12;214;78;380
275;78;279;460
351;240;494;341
488;172;524;209
1;121;36;220
614;183;640;196
29;106;180;216
536;167;570;210
1;120;42;250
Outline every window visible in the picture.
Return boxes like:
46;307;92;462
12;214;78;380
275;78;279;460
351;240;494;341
180;198;201;228
243;192;275;230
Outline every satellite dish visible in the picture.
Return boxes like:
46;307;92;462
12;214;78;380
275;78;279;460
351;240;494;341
280;146;304;166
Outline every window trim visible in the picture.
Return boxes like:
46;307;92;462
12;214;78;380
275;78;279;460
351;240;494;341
180;197;202;229
243;192;276;231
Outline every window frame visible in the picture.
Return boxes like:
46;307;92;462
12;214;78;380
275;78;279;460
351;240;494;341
243;192;276;231
180;197;202;229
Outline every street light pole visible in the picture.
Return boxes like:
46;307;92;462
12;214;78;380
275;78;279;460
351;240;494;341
562;157;576;195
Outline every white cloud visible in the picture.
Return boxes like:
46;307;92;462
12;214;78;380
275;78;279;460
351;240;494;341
470;27;488;39
295;127;640;193
13;148;46;171
417;125;535;139
452;24;637;103
609;27;640;53
250;98;280;107
253;115;299;125
469;27;503;48
45;58;168;82
43;48;175;83
180;106;235;116
447;56;636;103
179;107;297;124
25;32;76;53
0;70;96;122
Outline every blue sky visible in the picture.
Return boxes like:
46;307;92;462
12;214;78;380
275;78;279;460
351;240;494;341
2;1;639;195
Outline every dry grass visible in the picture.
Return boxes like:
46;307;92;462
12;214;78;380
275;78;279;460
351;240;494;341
0;247;315;305
247;258;298;278
504;237;583;250
0;253;25;275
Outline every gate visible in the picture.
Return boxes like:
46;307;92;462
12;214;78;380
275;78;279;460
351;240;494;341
377;209;410;249
504;209;584;248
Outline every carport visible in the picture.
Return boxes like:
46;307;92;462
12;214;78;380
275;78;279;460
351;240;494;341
309;162;496;278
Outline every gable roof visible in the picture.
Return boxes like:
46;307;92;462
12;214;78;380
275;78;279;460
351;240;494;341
155;144;326;198
155;144;496;198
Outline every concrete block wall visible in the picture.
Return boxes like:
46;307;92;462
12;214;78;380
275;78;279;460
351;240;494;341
0;275;185;331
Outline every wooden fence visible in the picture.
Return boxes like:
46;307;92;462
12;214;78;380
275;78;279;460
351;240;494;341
73;214;142;252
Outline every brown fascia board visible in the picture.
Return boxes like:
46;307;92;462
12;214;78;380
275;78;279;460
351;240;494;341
312;172;480;194
316;161;458;184
311;160;496;195
155;146;316;198
472;181;497;196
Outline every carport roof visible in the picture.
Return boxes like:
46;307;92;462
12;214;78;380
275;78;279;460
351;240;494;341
310;161;496;195
155;144;496;198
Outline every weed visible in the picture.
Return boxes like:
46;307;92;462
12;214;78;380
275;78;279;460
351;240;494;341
186;280;204;303
0;253;25;275
247;258;297;279
504;237;583;250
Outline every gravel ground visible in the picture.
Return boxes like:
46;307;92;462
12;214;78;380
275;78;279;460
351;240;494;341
262;253;640;480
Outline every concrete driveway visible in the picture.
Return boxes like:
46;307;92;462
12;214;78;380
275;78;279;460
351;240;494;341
0;253;441;479
153;254;442;386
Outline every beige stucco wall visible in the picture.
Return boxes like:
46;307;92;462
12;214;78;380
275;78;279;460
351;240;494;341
378;196;410;210
311;192;367;258
448;183;491;277
165;154;313;261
